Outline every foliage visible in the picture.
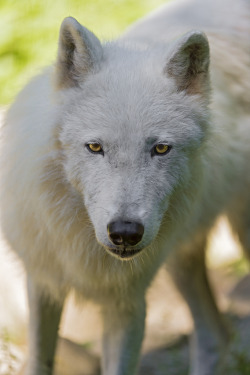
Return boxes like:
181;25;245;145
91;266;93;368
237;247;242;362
0;0;166;105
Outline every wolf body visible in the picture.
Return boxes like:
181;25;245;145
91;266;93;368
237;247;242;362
1;0;250;374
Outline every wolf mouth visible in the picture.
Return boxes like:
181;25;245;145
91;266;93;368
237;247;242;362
107;246;143;259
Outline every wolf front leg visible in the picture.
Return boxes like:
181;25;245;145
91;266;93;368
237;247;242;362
168;238;230;375
26;278;64;375
101;296;146;375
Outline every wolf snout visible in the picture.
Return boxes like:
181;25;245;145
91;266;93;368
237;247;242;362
107;220;144;247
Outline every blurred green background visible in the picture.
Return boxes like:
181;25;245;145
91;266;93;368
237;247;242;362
0;0;166;106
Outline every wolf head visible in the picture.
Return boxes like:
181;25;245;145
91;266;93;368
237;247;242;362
55;17;210;260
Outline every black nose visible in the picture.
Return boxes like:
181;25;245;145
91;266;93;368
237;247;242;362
107;221;144;247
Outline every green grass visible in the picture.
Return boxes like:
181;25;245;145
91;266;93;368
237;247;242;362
0;329;19;375
232;351;250;375
225;258;249;278
0;0;166;105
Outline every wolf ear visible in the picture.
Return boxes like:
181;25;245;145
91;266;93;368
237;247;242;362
55;17;103;89
165;31;210;96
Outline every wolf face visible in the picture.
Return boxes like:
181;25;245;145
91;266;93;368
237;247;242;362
57;18;210;259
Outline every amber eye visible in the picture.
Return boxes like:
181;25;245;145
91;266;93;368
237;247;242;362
86;143;103;155
152;144;171;156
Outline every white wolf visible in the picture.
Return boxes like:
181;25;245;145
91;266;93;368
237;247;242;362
1;0;250;374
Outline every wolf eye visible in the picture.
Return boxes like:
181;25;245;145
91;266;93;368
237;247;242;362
152;144;171;156
86;143;104;155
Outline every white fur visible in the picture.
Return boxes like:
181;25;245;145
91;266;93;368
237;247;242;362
1;0;250;374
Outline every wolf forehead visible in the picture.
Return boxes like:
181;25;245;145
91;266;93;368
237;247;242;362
61;45;175;116
60;61;205;148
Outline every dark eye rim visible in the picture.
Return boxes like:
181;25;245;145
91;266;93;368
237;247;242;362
85;143;104;156
151;144;172;157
